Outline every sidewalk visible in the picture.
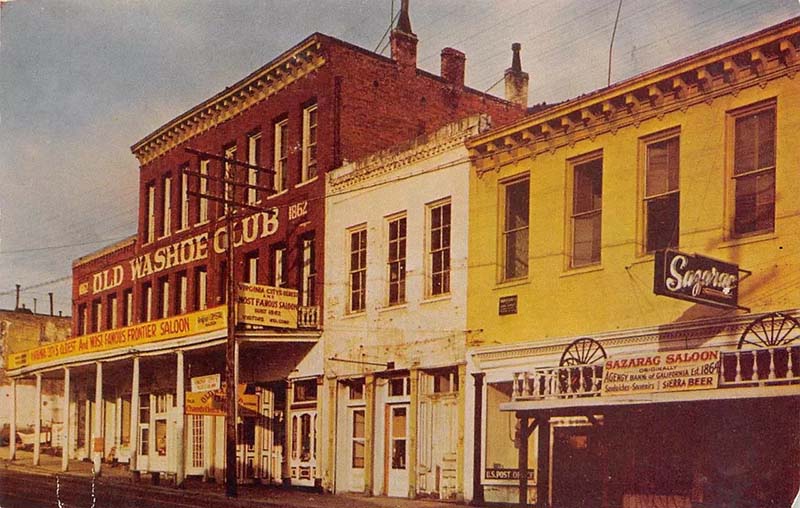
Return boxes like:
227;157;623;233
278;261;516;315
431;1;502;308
1;447;472;508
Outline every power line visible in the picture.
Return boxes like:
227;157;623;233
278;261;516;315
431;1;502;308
0;276;72;297
0;236;131;255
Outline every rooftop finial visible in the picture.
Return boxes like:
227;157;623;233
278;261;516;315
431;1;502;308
511;42;522;72
396;0;413;35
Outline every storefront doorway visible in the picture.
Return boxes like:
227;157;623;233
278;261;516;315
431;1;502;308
551;421;603;508
385;403;409;497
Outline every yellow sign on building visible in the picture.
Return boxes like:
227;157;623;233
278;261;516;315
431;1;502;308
237;282;298;328
185;383;259;416
6;306;227;370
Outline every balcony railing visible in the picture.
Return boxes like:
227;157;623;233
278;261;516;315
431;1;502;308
512;345;799;402
718;344;799;387
297;305;320;329
513;364;604;401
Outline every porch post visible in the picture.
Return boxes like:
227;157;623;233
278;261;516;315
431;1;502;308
363;373;376;496
130;356;140;478
517;411;529;508
62;367;71;471
471;373;485;505
234;342;240;423
536;415;550;508
33;373;42;466
456;363;466;500
407;368;419;498
282;381;292;485
175;351;186;487
93;361;103;475
9;378;16;460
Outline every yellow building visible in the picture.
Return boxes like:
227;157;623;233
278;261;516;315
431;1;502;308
465;17;800;508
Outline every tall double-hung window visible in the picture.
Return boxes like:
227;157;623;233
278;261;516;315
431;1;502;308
222;145;236;216
145;182;156;243
302;104;318;182
429;201;451;296
247;132;261;204
571;156;602;267
198;159;209;224
731;102;776;236
274;119;288;192
161;175;171;237
349;227;367;313
643;133;680;252
387;215;407;305
502;177;529;280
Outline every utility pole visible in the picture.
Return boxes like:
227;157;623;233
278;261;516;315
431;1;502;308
185;147;274;498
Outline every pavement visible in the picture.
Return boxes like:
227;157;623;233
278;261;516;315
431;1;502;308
0;447;471;508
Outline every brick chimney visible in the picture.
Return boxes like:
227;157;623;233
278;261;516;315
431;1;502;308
441;48;466;87
391;0;418;70
504;43;529;108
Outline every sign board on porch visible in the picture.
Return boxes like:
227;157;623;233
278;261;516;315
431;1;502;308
601;349;720;396
237;282;298;328
653;249;739;308
485;468;535;480
190;374;221;392
6;306;227;370
185;383;259;416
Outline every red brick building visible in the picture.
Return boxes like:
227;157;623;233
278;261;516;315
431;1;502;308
57;4;527;491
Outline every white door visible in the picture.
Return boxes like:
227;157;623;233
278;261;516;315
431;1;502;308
345;407;366;492
236;415;257;482
186;415;205;476
258;388;282;484
138;424;149;471
430;397;458;498
289;410;317;486
386;404;409;497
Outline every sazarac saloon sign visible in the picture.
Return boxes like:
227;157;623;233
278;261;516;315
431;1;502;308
654;249;740;309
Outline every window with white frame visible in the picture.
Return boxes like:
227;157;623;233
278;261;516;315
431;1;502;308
731;102;776;236
352;409;366;469
643;133;680;252
123;289;133;327
271;244;287;287
176;272;188;315
429;200;451;296
195;267;207;311
78;304;88;335
349;227;367;313
146;182;156;243
387;215;407;305
302;104;318;182
107;293;117;330
91;299;102;333
274;119;288;192
300;234;316;306
198;159;209;224
571;156;602;267
502;177;529;280
142;282;153;322
180;168;189;230
245;251;259;285
223;145;236;216
158;276;170;319
161;175;171;237
247;132;261;205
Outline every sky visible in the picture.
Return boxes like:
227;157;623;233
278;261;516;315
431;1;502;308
0;0;798;316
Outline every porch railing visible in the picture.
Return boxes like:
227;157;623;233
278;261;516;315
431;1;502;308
297;305;320;329
511;344;799;402
718;344;799;387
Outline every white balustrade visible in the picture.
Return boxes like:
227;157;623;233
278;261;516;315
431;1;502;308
512;345;798;401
